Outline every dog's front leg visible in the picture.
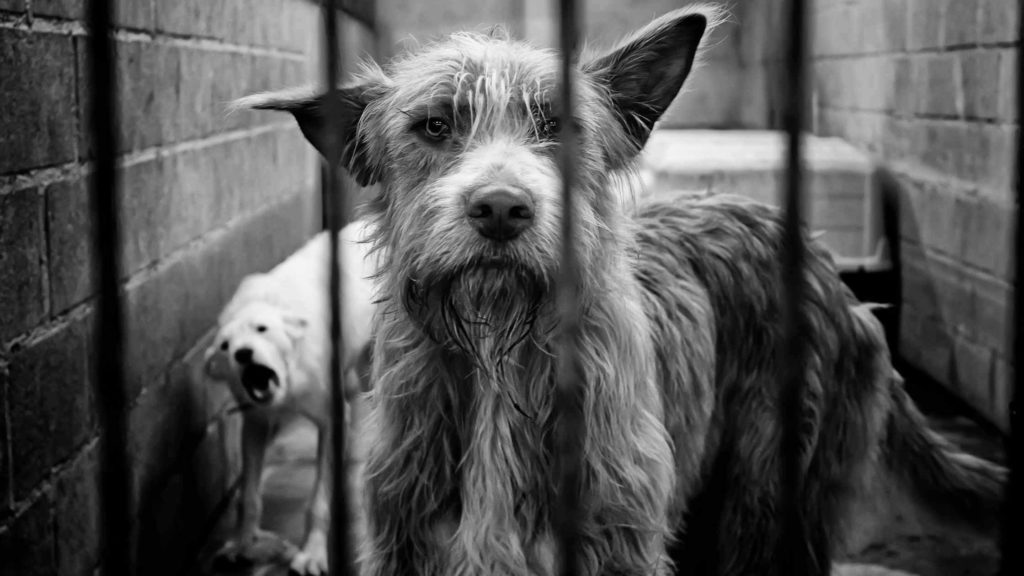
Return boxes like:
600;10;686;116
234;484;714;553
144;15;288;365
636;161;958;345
289;423;332;576
214;415;273;566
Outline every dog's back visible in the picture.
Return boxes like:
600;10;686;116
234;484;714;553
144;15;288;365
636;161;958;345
634;194;1005;572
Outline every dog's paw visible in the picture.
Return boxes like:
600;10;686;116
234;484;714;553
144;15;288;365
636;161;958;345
211;538;255;571
211;529;285;570
289;536;329;576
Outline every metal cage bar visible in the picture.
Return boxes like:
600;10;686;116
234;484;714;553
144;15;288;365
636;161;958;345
85;1;132;575
999;5;1024;574
778;0;814;574
321;1;357;574
554;0;584;574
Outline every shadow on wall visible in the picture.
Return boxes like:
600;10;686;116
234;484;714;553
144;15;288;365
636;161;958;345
877;168;1010;439
131;338;242;576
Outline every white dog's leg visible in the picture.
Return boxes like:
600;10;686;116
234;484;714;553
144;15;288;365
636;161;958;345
215;415;273;564
290;424;332;575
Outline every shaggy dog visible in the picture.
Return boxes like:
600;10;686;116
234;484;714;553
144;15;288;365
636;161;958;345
238;5;1006;575
204;220;378;575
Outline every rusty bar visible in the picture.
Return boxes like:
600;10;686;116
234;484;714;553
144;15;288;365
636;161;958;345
321;1;356;574
85;1;132;575
999;6;1024;575
554;0;584;575
778;0;812;574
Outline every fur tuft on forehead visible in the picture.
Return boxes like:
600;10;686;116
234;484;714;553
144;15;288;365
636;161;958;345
379;32;561;140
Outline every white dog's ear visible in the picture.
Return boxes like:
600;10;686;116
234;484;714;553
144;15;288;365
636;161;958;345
583;6;719;152
281;314;309;343
231;75;390;186
204;344;232;381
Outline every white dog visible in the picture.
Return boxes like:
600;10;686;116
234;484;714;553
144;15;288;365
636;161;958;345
204;219;378;575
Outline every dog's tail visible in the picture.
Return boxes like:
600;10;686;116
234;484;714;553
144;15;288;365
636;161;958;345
881;374;1007;531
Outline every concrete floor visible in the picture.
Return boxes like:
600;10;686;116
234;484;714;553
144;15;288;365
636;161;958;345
199;388;1006;576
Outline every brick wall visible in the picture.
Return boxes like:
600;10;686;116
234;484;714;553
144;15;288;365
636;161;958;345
0;1;375;573
802;0;1018;431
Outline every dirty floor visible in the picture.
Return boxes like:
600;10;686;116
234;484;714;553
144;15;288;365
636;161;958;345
197;385;1006;576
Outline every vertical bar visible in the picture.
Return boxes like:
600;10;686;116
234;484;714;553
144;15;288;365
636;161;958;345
778;0;811;575
999;5;1024;575
554;0;583;575
321;1;356;574
85;1;131;575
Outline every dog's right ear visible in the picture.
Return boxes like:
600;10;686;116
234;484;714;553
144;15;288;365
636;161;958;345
204;344;232;381
583;6;720;154
232;79;389;186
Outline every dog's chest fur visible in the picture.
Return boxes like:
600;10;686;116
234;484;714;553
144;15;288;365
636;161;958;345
447;344;560;572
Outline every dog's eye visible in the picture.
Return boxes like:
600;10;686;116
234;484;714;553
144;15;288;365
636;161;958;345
419;118;451;141
540;118;561;139
220;341;229;351
255;325;267;333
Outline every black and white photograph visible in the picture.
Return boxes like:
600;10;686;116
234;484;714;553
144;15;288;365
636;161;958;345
0;1;1020;575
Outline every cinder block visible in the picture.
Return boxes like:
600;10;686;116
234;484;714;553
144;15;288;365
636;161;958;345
978;125;1016;196
75;38;179;156
960;50;1002;121
33;0;152;28
46;179;92;315
998;49;1018;122
0;189;46;343
895;170;962;256
7;313;95;499
891;56;914;117
910;121;1013;194
907;0;945;51
980;0;1020;45
0;29;77;174
913;54;963;117
55;445;100;576
943;0;979;47
900;241;1011;355
859;0;907;54
852;55;899;112
0;493;56;576
957;194;1014;280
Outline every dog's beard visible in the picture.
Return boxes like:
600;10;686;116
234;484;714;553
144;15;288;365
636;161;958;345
404;260;548;366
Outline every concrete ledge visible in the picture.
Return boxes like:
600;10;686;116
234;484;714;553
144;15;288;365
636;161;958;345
640;129;890;273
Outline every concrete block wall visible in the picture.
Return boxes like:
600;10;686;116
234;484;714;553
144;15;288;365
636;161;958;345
804;0;1018;432
0;1;375;573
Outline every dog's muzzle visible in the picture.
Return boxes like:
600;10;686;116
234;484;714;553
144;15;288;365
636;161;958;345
240;363;279;404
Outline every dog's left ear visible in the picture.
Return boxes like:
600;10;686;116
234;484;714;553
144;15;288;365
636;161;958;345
232;77;389;186
583;7;716;150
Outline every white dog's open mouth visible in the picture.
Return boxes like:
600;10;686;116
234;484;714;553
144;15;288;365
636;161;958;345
240;364;279;404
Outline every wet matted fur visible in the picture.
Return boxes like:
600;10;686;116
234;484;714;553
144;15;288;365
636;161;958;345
237;5;1006;575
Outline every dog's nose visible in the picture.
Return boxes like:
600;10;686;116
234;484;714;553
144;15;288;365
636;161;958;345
234;348;253;364
466;187;534;241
